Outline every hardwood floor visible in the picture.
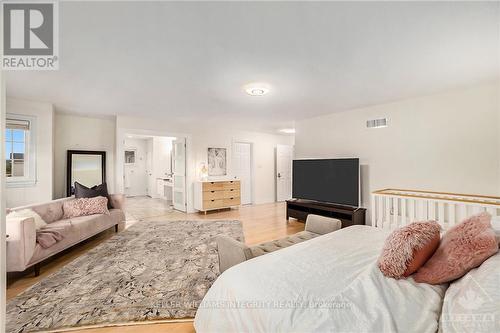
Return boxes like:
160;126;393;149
6;199;304;333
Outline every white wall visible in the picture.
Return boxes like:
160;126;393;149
295;82;500;224
54;113;115;198
192;128;294;205
115;116;294;212
6;98;54;208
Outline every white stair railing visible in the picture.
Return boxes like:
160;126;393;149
372;189;500;230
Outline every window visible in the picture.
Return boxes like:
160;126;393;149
5;114;36;186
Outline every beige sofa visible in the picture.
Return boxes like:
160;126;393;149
6;195;125;276
216;214;342;273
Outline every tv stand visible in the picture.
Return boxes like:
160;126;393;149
286;199;366;227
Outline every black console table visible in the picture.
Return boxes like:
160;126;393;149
286;199;366;227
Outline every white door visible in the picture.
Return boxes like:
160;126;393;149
172;138;187;212
233;142;252;205
146;149;155;197
276;144;294;201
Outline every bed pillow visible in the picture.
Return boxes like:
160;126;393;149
378;220;441;279
63;197;110;219
74;182;113;209
7;209;47;230
491;216;500;244
414;212;498;285
439;251;500;333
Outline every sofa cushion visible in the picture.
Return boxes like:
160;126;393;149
29;212;123;265
32;201;65;223
250;231;318;257
7;209;47;230
29;221;80;265
70;214;115;239
62;197;109;219
75;182;113;209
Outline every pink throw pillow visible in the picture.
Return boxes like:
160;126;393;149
63;196;110;219
378;221;441;279
414;212;499;285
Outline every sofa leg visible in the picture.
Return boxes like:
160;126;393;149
34;263;40;277
115;224;118;232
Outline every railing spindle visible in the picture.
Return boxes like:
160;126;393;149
371;189;500;230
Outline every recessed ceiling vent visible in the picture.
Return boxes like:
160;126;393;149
366;118;388;128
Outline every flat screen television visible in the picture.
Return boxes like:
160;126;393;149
292;158;359;206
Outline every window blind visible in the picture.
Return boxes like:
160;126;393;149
6;118;30;130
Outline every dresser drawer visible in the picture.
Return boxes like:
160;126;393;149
223;197;241;206
223;181;240;190
223;189;239;198
203;199;224;210
203;190;225;200
202;182;224;191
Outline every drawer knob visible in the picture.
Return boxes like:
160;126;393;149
211;191;215;193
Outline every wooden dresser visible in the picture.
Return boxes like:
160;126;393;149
194;180;241;213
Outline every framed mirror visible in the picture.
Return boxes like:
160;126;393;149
124;149;136;165
67;150;106;196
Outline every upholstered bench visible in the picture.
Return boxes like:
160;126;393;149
216;214;341;273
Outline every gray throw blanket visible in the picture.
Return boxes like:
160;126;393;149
36;228;64;248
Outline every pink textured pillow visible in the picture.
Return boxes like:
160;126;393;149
63;196;109;219
378;221;441;279
414;212;499;285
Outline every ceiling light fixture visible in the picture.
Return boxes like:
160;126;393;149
244;83;270;96
279;128;296;134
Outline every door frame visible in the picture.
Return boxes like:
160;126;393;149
172;137;187;212
232;140;254;205
116;128;189;209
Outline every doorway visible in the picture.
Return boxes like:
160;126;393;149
122;134;183;211
276;144;294;201
123;138;148;197
232;142;253;205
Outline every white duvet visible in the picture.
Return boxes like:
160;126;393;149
195;225;447;333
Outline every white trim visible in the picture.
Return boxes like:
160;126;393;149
5;113;37;187
1;67;7;333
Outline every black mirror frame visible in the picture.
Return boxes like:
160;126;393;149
66;150;106;197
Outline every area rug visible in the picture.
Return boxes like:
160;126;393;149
6;220;244;333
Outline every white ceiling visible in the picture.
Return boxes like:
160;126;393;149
7;1;500;133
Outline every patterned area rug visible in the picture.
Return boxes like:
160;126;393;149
6;220;244;333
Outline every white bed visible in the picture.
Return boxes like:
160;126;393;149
195;225;447;333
